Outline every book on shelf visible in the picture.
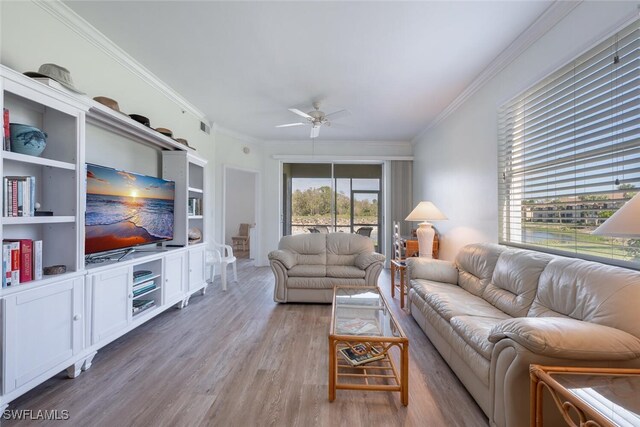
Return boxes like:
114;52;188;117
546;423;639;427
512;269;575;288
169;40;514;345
133;270;154;283
339;343;384;366
3;176;36;217
34;240;43;281
5;239;33;282
2;241;20;286
187;197;202;216
1;239;43;286
2;108;9;151
335;318;380;336
133;281;156;297
132;299;155;314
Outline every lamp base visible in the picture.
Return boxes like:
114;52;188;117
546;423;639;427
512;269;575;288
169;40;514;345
416;222;434;258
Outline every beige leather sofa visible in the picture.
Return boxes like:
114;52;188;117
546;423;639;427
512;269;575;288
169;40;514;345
269;233;385;303
407;243;640;427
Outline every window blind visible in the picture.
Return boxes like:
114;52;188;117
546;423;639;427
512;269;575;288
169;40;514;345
498;19;640;266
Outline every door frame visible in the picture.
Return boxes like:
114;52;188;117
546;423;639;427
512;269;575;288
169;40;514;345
221;164;261;262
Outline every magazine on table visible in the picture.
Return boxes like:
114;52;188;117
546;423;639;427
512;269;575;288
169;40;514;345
339;343;384;366
336;317;380;335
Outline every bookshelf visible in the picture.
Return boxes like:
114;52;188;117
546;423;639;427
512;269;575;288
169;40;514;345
0;64;209;410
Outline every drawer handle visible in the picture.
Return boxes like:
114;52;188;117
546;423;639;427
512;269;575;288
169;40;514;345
73;314;82;321
128;293;133;299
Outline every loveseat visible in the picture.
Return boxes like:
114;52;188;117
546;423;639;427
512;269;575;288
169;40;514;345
269;233;385;303
407;243;640;427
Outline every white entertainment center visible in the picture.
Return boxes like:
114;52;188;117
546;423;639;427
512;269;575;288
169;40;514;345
0;65;209;409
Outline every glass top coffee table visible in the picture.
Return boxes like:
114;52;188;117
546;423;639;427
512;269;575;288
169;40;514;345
328;286;409;405
530;365;640;426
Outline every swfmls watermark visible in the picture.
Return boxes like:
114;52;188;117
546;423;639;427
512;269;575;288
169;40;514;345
2;409;70;421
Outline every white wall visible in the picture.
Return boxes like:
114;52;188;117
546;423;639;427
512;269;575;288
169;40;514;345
412;1;639;261
224;168;256;246
0;0;215;243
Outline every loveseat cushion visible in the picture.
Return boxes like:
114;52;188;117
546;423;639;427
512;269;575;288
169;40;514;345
455;243;506;297
488;317;640;360
412;279;508;321
482;249;552;317
327;265;365;278
277;233;327;265
287;277;365;289
268;249;297;269
288;265;326;277
326;233;373;265
450;315;510;359
355;252;386;269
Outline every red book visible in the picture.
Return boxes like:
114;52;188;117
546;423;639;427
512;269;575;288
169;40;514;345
6;239;32;282
2;108;9;151
9;242;19;284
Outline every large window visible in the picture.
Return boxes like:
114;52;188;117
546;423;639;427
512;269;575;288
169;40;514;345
282;163;382;248
498;20;639;266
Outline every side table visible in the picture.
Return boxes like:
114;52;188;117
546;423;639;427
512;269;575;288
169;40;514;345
390;259;407;309
529;364;640;426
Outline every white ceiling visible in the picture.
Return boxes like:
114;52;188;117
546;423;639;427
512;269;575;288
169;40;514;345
65;1;552;141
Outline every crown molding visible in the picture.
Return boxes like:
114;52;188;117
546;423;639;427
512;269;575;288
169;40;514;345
271;155;413;162
213;124;262;145
33;0;209;122
412;0;581;145
265;139;412;148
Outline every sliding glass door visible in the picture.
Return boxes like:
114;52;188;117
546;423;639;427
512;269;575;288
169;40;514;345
283;163;382;248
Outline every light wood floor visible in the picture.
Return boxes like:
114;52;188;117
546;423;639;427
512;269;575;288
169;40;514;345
7;260;488;426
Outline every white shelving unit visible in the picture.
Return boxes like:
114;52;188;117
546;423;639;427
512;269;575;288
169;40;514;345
0;64;209;410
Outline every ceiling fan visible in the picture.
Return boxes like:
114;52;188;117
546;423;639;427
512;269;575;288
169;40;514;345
276;102;349;138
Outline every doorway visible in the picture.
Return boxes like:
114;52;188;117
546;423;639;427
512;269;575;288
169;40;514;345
223;166;258;260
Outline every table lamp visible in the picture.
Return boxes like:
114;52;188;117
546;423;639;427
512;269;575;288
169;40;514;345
592;193;640;237
405;201;447;258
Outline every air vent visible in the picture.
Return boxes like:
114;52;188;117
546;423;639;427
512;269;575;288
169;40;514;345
200;121;210;134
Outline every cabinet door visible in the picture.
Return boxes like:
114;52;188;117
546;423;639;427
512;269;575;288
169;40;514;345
164;251;186;304
90;266;130;346
3;277;84;393
188;246;206;292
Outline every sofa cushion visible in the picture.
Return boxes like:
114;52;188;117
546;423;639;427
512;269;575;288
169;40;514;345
450;315;509;360
288;265;326;277
278;233;327;265
482;249;552;317
488;317;640;360
455;243;506;297
326;265;365;278
529;257;640;339
412;279;509;321
326;233;373;265
407;258;458;284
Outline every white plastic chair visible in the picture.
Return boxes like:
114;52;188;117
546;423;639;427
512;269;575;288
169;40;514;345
206;241;237;291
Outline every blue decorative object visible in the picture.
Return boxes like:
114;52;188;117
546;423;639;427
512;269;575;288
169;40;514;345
9;123;47;157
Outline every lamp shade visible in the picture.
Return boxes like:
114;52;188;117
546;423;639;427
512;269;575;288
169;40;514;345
405;201;447;222
592;193;640;237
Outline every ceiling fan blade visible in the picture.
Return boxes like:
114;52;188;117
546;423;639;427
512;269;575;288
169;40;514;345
275;122;305;128
310;126;320;138
325;109;350;121
289;108;313;119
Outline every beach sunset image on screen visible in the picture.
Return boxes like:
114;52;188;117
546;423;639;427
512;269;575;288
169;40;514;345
85;164;175;254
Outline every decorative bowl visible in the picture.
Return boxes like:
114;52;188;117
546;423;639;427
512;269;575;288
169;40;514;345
9;123;47;157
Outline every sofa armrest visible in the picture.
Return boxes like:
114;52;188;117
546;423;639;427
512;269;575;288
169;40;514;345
355;252;385;269
489;317;640;360
406;258;458;285
268;249;297;269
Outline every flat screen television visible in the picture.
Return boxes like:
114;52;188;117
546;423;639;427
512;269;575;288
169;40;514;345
85;163;175;255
